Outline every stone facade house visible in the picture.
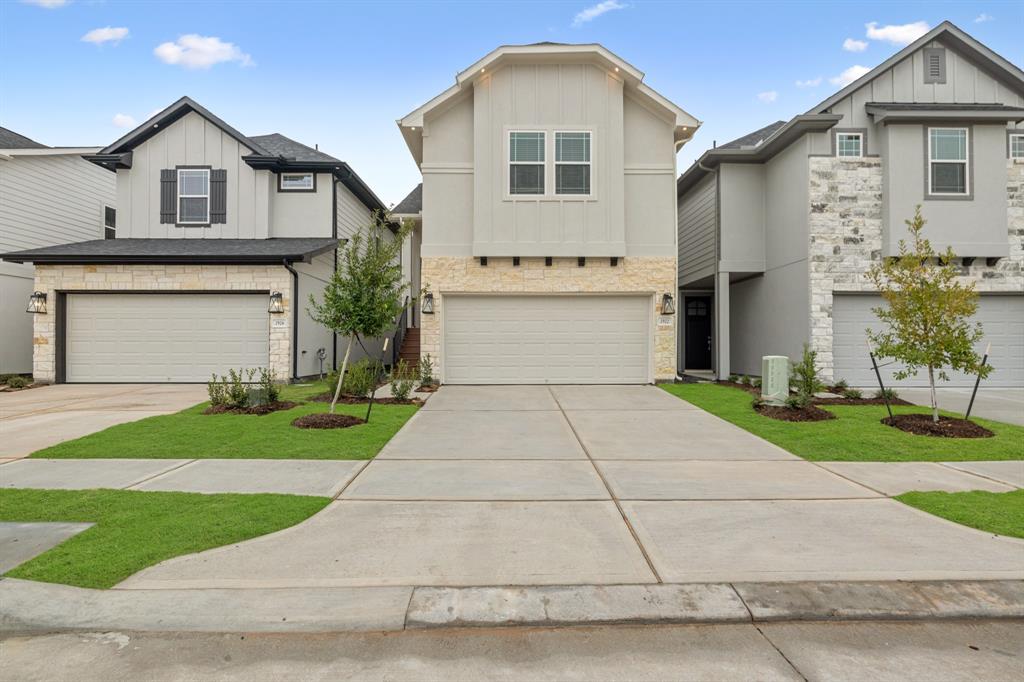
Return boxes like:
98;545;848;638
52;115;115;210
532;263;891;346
396;43;699;384
676;21;1024;387
0;97;390;383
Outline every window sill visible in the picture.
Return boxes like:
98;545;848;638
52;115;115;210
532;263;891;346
503;195;596;202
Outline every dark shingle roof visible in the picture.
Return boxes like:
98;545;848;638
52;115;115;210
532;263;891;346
0;127;47;149
0;238;339;265
392;183;422;215
718;121;787;150
247;133;342;164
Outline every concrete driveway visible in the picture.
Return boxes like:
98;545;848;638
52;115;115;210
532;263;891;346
120;384;1023;590
898;387;1024;426
0;384;208;459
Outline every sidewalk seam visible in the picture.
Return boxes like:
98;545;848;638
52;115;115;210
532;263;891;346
934;461;1019;489
123;459;198;490
754;624;809;682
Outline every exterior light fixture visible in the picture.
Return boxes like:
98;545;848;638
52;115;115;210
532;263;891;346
26;291;47;314
421;292;434;315
661;293;676;315
268;291;284;314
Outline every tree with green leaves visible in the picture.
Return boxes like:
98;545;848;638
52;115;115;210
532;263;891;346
308;212;411;414
866;206;991;423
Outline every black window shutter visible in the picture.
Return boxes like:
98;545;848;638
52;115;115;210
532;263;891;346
160;169;177;224
210;169;227;224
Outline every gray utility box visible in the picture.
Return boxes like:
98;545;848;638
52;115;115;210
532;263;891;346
761;356;789;406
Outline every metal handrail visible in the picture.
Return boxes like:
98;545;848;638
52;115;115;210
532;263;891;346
390;295;410;368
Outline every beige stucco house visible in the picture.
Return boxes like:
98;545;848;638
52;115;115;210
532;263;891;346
396;43;699;384
1;97;390;383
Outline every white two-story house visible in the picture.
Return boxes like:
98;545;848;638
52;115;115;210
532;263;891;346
0;97;390;383
396;43;699;384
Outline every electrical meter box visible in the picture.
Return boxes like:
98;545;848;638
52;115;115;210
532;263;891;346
761;355;789;405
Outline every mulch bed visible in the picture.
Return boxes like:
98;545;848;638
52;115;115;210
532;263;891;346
882;413;994;439
754;403;836;422
203;401;301;416
717;380;760;395
291;413;366;429
416;384;440;393
308;392;422;406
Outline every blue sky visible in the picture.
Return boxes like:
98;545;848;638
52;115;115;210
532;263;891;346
2;1;1021;206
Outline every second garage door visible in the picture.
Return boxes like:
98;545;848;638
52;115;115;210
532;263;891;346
443;295;651;384
66;293;270;383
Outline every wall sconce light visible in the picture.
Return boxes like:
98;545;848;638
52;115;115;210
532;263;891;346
661;293;676;315
268;291;284;314
26;291;47;314
421;292;434;315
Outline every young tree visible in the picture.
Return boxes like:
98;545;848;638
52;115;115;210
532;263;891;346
308;212;411;413
866;206;991;423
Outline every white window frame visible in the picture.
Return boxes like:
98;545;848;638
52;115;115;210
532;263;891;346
927;127;969;196
1010;133;1024;161
554;130;592;196
508;130;546;196
836;132;863;159
177;168;211;224
279;172;315;191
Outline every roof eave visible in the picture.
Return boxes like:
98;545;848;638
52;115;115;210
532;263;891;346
866;107;1024;124
83;152;133;171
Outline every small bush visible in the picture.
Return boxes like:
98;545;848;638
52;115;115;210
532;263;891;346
258;367;280;403
728;374;740;383
740;375;751;385
842;388;863;400
833;378;849;391
785;393;811;410
874;387;900;401
390;360;416;401
207;367;271;409
419;353;435;386
343;358;381;399
751;377;762;389
6;376;29;389
791;344;825;402
207;373;227;407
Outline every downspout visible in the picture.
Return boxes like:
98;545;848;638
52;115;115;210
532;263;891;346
282;258;300;382
331;177;339;373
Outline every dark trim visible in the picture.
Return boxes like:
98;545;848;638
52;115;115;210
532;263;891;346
282;259;300;382
55;293;66;384
332;179;339;373
14;254;326;265
174;165;213;228
81;152;132;171
60;289;269;294
276;170;318;193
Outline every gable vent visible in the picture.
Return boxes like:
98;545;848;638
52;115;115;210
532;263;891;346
923;47;946;84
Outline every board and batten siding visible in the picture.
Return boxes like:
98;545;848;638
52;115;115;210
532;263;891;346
678;172;716;285
116;111;271;239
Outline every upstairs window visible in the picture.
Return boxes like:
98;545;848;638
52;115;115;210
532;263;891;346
928;128;968;196
509;131;545;194
836;132;863;158
555;131;591;195
1011;133;1024;160
177;168;210;224
103;205;116;240
279;172;315;191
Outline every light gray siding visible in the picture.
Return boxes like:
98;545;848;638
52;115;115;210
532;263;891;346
294;250;336;379
718;164;765;273
334;179;373;242
677;172;716;285
270;172;334;238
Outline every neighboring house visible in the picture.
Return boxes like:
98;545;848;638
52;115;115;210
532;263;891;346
677;21;1024;387
397;43;699;384
0;127;115;375
0;97;390;383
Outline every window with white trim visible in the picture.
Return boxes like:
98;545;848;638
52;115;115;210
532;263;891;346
1011;133;1024;161
928;128;968;195
836;132;863;158
509;131;545;194
555;131;591;194
279;172;314;191
177;168;210;223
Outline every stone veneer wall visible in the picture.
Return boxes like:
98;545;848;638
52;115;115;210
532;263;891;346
808;157;1024;381
420;256;677;382
32;264;294;383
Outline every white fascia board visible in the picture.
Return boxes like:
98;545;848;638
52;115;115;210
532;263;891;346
455;44;644;86
0;147;102;156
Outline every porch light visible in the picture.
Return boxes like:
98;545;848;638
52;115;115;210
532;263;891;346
421;292;434;315
26;291;47;314
268;291;284;314
660;293;676;315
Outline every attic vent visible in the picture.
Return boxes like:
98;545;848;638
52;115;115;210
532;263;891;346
923;47;946;84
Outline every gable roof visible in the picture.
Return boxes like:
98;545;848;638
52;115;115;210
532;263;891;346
0;127;47;149
392;183;422;216
247;133;342;164
718;121;787;150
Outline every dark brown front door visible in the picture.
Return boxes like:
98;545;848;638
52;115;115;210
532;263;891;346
684;296;712;369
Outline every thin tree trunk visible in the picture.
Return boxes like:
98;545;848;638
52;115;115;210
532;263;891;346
331;336;353;415
928;365;939;423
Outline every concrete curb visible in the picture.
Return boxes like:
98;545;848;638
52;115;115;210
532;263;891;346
1;578;1021;634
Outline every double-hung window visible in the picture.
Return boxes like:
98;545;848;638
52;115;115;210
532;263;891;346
555;131;591;195
1010;133;1024;161
836;132;863;158
928;128;968;195
177;168;211;223
509;132;545;195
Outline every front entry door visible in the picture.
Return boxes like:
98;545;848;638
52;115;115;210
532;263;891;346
684;296;712;369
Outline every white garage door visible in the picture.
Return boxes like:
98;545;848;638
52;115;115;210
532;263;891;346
443;295;651;384
833;294;1023;387
66;293;270;382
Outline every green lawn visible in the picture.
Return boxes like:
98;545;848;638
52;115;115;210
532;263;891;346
897;489;1024;539
32;380;418;460
0;488;329;588
661;383;1024;462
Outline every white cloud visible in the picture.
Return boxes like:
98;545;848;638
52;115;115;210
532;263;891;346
21;0;68;8
975;13;993;23
795;77;823;88
154;34;253;69
864;21;930;46
112;113;137;129
572;0;627;27
843;38;868;52
757;91;778;103
82;27;129;46
830;65;871;87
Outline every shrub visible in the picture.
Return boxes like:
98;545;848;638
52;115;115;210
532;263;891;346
751;377;762;389
206;367;269;409
728;374;740;383
343;358;381;399
791;344;825;403
740;375;751;385
842;388;863;400
207;373;227;407
258;367;280;403
6;376;28;389
226;368;255;408
418;353;435;386
785;393;811;410
390;360;416;401
874;387;900;401
833;378;849;391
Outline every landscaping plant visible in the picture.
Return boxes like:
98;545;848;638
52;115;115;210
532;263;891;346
791;344;825;404
307;213;411;413
258;367;280;403
874;387;900;401
419;353;435;386
842;388;863;400
867;207;991;423
728;374;739;383
342;358;382;400
207;373;227;407
6;376;29;389
390;359;416;401
833;378;849;391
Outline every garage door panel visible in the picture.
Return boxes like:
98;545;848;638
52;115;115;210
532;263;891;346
444;295;651;384
67;293;270;383
833;294;1023;388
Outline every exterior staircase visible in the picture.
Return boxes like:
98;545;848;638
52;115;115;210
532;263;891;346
398;327;420;365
